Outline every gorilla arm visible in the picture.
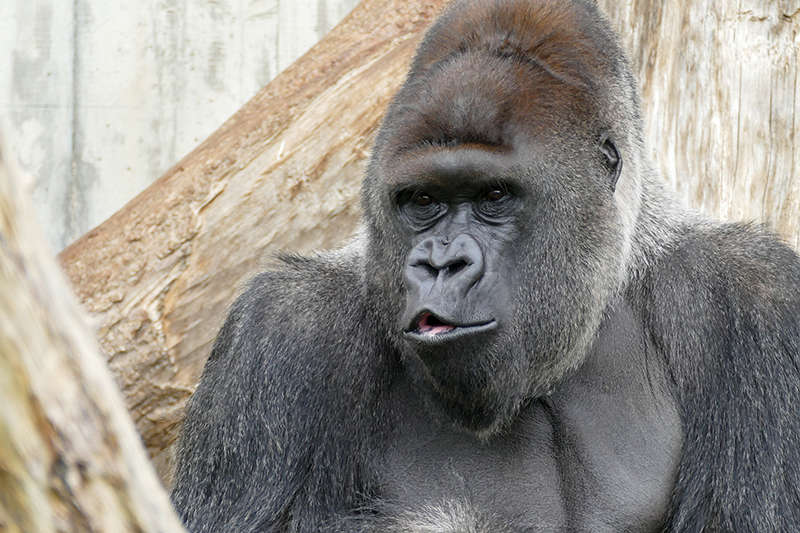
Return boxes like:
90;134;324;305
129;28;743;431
170;253;385;533
640;223;800;531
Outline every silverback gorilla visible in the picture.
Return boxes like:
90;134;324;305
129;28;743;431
171;0;800;531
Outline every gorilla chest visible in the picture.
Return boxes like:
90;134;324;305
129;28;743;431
377;347;682;532
380;400;680;532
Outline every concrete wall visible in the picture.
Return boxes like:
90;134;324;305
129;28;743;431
1;0;359;252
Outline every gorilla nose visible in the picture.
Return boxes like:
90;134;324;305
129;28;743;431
405;234;485;292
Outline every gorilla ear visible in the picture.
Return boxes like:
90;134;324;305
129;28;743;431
599;134;622;191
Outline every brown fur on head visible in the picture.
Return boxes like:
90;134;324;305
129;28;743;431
411;0;612;87
378;0;635;156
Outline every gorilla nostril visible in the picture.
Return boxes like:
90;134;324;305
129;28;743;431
413;260;471;279
413;262;438;279
406;235;484;287
445;260;469;277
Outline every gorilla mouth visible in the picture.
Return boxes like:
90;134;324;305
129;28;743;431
404;311;497;343
418;312;456;335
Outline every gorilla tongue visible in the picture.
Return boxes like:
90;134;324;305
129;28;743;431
417;312;456;336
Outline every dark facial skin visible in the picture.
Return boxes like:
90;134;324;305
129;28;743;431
398;149;520;340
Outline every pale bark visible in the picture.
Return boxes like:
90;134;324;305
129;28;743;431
0;141;185;531
599;0;800;249
58;0;799;484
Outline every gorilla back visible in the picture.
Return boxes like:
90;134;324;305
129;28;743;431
171;1;800;531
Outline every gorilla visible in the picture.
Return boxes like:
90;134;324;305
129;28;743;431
171;0;800;531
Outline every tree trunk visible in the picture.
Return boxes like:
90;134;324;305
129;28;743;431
57;0;799;484
599;0;800;249
0;141;185;531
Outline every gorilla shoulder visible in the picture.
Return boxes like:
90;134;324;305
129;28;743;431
644;222;800;328
210;249;371;364
638;221;800;531
171;246;385;533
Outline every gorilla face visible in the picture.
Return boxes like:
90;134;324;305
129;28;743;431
373;138;623;436
391;148;527;434
362;0;632;436
398;150;520;342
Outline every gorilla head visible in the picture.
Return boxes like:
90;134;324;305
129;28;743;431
362;0;645;436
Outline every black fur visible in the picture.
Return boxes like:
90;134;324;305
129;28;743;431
171;0;800;531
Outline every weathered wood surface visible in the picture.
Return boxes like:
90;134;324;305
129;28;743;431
0;140;185;532
59;0;450;481
600;0;800;249
58;0;799;482
0;0;359;251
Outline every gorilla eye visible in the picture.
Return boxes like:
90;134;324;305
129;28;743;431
477;184;514;219
485;188;506;202
398;189;445;227
413;193;434;207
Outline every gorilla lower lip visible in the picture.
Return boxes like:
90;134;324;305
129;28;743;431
405;312;497;343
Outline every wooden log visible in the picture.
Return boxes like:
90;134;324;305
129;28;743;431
0;139;185;532
599;0;800;249
58;0;450;481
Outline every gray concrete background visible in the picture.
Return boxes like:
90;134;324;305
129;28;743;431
1;0;360;252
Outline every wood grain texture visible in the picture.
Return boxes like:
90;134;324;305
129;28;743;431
59;0;449;481
599;0;800;249
0;139;185;532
